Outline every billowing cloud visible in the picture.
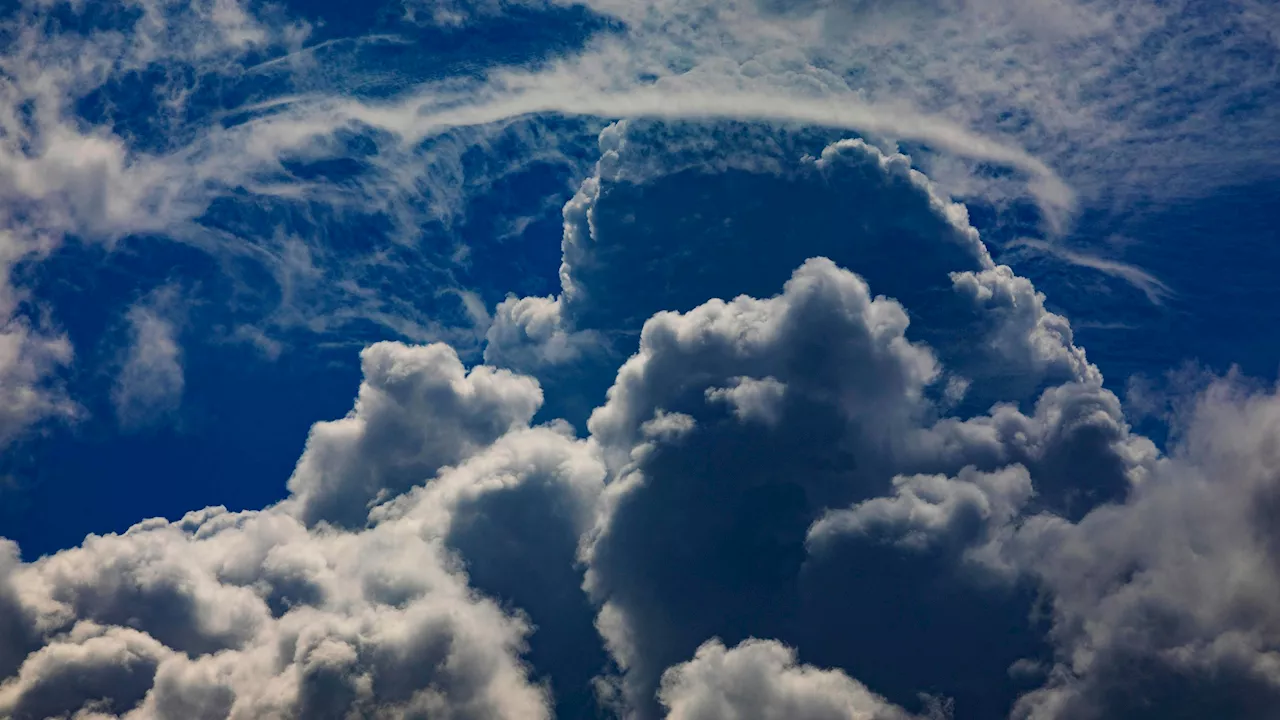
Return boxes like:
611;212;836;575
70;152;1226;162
485;295;604;371
658;638;926;720
0;144;1273;720
285;341;543;528
0;507;554;720
994;378;1280;719
1;3;1277;713
807;464;1034;556
0;339;610;719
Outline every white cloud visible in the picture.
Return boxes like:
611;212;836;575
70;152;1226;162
0;312;77;448
502;132;1166;717
113;285;186;430
285;341;543;528
0;340;610;720
484;294;604;370
658;638;927;720
807;465;1033;555
950;264;1097;390
576;256;952;716
2;502;555;719
1;5;1277;713
0;0;1269;395
0;241;77;447
705;376;787;427
1008;238;1172;307
0;0;1272;387
0;623;173;720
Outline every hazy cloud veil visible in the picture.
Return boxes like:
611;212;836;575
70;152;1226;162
1;0;1278;719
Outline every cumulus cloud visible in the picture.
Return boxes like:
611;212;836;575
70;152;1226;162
475;131;1162;718
0;339;612;720
0;154;1272;720
1;5;1277;711
4;108;1225;720
286;341;543;528
658;638;926;720
484;294;604;370
807;465;1033;555
577;253;1045;716
950;266;1094;389
809;371;1280;720
705;376;787;427
0;0;1272;398
989;378;1280;719
0;506;554;720
485;123;1004;426
0;623;172;720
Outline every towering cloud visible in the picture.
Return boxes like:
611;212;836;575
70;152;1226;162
1;105;1276;720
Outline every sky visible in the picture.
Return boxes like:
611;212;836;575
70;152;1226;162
0;0;1279;718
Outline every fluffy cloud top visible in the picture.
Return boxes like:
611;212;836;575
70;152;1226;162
286;341;543;528
0;355;603;718
658;638;925;720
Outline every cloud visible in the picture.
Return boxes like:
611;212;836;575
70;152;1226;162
0;0;1271;420
485;123;1003;426
0;623;172;720
1;111;1213;720
576;252;1071;716
0;235;78;447
112;285;186;430
485;294;604;370
0;505;554;719
0;310;77;448
815;371;1280;719
0;128;1274;720
533;130;1168;718
0;338;612;719
949;264;1097;396
705;376;787;427
658;638;928;720
2;4;1278;714
285;341;543;528
0;0;1272;391
993;377;1280;719
807;465;1033;555
1008;238;1172;307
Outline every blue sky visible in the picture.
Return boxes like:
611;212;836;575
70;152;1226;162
0;1;1279;719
